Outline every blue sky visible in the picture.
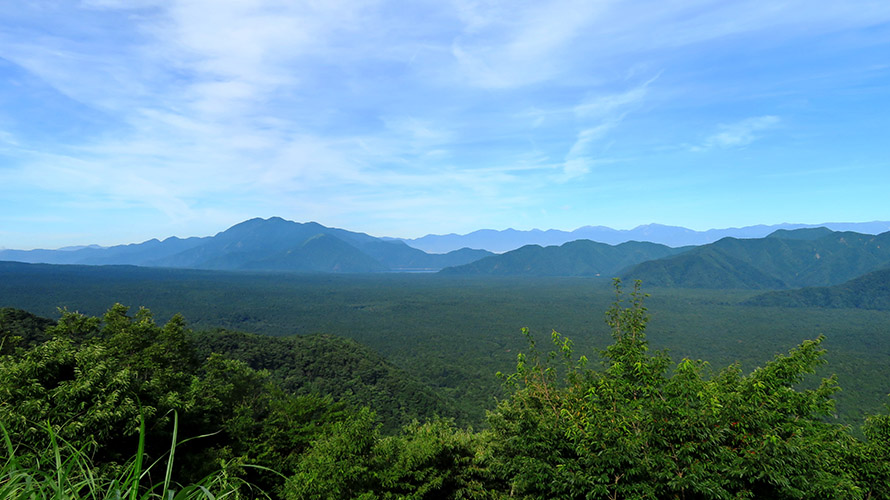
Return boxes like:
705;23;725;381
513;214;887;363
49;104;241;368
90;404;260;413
2;1;890;249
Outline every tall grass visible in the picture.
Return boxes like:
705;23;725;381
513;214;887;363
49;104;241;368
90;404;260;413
0;413;276;500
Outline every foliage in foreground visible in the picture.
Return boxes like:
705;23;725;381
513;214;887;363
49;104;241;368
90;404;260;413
487;280;869;498
0;413;267;500
0;304;347;496
286;409;500;500
4;281;890;499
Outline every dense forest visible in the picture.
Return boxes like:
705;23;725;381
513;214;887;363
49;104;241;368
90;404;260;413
4;262;890;427
3;280;890;498
746;268;890;310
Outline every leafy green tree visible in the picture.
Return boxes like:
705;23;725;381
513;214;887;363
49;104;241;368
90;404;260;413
286;410;499;500
0;336;143;462
0;305;367;495
851;400;890;499
370;420;499;499
0;305;198;467
189;328;465;433
488;279;861;499
219;380;350;494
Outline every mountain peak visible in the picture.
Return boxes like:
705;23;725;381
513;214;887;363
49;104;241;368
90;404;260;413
766;227;835;240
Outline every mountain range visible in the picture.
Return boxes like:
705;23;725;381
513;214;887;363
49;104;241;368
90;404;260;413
439;226;890;294
621;228;890;289
399;221;890;253
4;218;890;295
440;239;690;277
0;217;492;273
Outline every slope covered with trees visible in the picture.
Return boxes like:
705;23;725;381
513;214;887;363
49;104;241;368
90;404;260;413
0;304;465;496
746;267;890;310
189;328;466;431
623;229;890;289
0;307;55;354
440;239;689;276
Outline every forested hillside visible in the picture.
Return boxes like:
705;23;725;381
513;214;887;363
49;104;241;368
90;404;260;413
437;228;890;290
7;221;890;289
0;304;468;497
440;239;690;276
3;283;890;499
746;268;890;310
623;229;890;289
189;328;466;431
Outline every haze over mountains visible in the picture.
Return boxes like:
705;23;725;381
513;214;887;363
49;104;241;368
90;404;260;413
439;226;890;296
0;217;491;273
620;228;890;290
439;240;690;277
400;221;890;253
3;217;890;305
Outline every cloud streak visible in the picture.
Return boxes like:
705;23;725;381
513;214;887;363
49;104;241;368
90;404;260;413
692;115;781;152
556;75;659;181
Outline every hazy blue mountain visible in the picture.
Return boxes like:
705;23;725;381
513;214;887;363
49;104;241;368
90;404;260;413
148;217;491;272
0;237;208;265
238;233;390;273
148;217;336;269
439;239;690;277
0;217;492;273
744;268;890;310
6;219;890;275
764;227;836;241
402;221;890;253
345;239;493;271
622;229;890;289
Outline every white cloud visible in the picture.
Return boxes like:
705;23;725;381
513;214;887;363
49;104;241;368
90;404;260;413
693;115;781;151
381;116;454;148
448;0;890;90
555;75;659;181
575;73;660;119
0;130;20;147
450;0;606;88
560;124;614;180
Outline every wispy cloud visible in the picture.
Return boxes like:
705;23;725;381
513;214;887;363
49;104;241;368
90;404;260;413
692;115;781;151
559;125;615;181
574;74;660;120
555;75;659;180
450;0;606;88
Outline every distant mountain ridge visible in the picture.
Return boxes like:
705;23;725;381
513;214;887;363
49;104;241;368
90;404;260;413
0;217;492;273
401;221;890;253
440;226;890;291
622;229;890;289
440;239;691;277
4;218;890;282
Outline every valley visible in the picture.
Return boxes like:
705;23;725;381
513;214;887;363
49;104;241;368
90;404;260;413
2;262;889;427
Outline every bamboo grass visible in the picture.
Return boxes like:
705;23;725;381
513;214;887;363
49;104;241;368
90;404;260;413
0;415;275;500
